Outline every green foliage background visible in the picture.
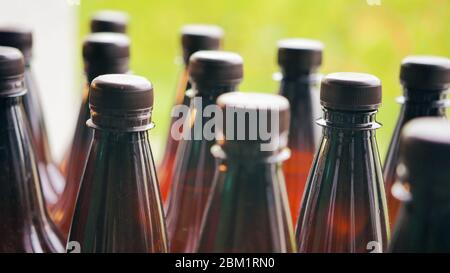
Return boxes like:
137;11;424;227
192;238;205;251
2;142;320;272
78;0;450;160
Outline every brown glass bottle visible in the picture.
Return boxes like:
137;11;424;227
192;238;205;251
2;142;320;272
296;72;389;253
68;74;167;253
52;33;130;240
90;10;129;33
165;51;243;252
0;26;64;207
197;92;295;253
384;56;450;228
0;46;64;253
390;118;450;252
159;25;223;202
277;38;323;225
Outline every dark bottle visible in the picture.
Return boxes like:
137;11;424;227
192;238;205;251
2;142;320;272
384;56;450;228
52;33;130;240
0;46;64;253
68;74;168;253
277;38;323;225
0;26;64;206
159;25;223;202
90;10;129;33
197;92;296;253
165;50;243;253
296;72;389;253
390;118;450;253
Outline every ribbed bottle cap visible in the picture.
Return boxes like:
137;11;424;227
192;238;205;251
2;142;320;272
90;10;129;33
215;92;290;157
320;72;382;111
0;46;25;97
0;26;32;63
88;74;154;131
399;117;450;183
181;24;223;65
82;32;130;81
188;50;243;91
400;55;450;91
277;38;323;78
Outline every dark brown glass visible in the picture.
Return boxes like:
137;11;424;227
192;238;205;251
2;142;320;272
296;109;389;252
384;91;447;228
279;74;320;225
0;93;63;253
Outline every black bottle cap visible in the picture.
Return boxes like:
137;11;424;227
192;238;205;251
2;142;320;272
0;46;25;97
188;50;243;91
320;72;382;111
399;117;450;187
82;32;130;81
181;24;223;65
215;92;290;158
277;38;323;78
88;74;154;131
400;55;450;91
0;26;32;63
90;10;129;33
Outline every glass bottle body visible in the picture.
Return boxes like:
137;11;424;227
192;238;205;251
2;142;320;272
0;97;64;253
279;76;320;225
68;130;168;253
383;91;447;227
297;110;389;253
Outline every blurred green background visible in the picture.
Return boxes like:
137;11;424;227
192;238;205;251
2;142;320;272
78;0;450;161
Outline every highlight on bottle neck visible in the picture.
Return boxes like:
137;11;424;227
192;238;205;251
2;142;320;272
213;92;291;159
181;24;223;66
87;74;154;132
90;10;129;34
82;32;130;82
0;46;26;98
0;25;33;66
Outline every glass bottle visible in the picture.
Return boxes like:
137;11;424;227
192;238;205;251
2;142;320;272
384;56;450;228
197;92;296;253
296;72;389;253
277;38;323;225
165;50;243;253
90;10;129;33
0;26;64;207
0;46;64;253
159;25;223;202
390;117;450;252
52;33;130;240
68;74;168;253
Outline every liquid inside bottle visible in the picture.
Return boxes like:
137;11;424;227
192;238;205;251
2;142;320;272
384;56;450;228
52;33;130;240
197;92;296;253
0;46;64;253
390;118;450;252
159;24;223;202
68;74;168;253
277;38;323;225
165;50;242;253
296;72;389;253
0;26;65;207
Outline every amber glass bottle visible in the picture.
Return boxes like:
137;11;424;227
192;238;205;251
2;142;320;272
0;26;64;206
277;38;323;225
52;33;130;240
165;50;243;252
68;74;168;253
0;46;64;253
197;92;295;253
384;56;450;228
90;10;129;33
390;118;450;252
159;25;223;202
296;72;389;253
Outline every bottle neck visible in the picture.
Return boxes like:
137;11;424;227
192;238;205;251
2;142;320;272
279;72;320;98
399;88;448;117
317;108;380;132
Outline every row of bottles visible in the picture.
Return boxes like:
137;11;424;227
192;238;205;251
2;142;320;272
0;10;449;253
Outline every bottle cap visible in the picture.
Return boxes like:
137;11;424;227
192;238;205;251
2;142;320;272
277;38;323;78
90;10;129;33
400;55;450;91
0;46;25;97
0;26;32;63
181;24;223;65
